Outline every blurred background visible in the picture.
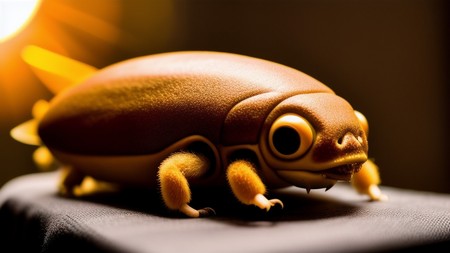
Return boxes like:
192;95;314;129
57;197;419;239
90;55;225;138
0;0;448;193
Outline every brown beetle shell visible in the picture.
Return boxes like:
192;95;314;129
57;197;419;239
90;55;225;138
38;51;333;156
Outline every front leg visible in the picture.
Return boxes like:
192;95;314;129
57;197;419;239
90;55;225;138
227;160;283;211
351;159;388;201
158;152;214;218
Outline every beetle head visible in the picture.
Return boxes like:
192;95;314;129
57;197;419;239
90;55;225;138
260;93;369;190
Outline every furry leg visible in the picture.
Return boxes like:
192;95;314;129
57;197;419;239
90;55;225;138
352;159;388;201
158;152;213;218
227;160;283;211
58;166;85;197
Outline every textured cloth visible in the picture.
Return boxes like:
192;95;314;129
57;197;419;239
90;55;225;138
0;171;449;253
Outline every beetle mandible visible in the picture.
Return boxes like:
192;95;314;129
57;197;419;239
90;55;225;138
12;46;386;217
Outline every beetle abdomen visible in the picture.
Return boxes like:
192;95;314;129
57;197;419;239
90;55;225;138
38;51;332;155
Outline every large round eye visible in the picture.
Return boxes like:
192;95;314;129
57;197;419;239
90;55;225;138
269;114;314;160
354;110;369;136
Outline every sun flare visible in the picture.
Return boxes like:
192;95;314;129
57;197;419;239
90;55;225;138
0;0;41;42
0;0;122;120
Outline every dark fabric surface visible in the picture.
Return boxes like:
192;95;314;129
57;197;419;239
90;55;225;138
1;171;449;253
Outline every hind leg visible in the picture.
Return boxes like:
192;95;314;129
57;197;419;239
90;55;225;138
58;166;85;196
158;152;214;218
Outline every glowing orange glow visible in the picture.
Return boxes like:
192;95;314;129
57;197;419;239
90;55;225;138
10;119;40;145
0;0;41;42
48;1;121;44
22;45;98;94
10;99;48;145
0;0;122;121
31;99;49;120
33;146;53;171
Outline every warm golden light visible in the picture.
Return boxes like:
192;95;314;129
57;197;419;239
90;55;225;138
22;45;98;94
0;0;41;42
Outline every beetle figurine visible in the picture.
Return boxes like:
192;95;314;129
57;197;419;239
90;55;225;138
12;46;386;218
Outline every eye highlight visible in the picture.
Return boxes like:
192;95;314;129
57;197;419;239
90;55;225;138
269;114;314;160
